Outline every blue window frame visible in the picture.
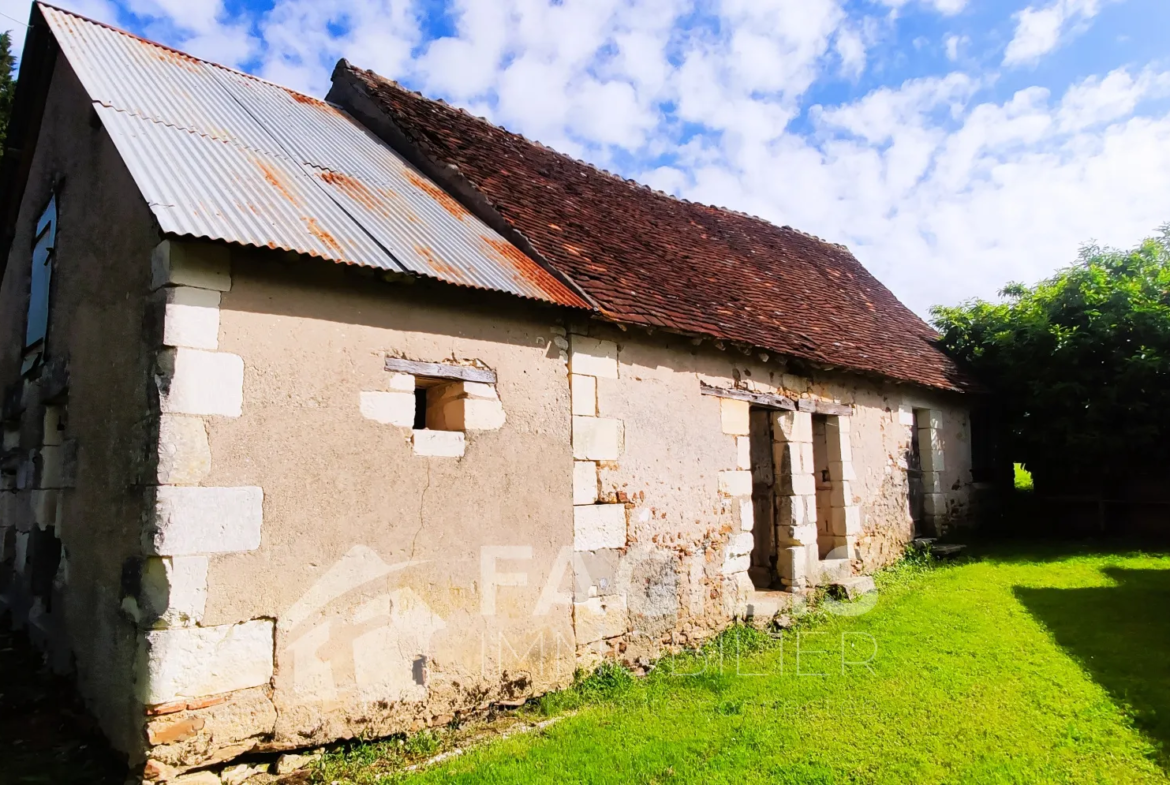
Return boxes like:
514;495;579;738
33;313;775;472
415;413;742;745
22;195;57;376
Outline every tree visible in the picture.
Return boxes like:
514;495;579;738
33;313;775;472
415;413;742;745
930;226;1170;489
0;31;16;152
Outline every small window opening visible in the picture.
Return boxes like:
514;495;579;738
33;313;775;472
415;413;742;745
23;195;58;376
413;378;460;431
413;388;428;430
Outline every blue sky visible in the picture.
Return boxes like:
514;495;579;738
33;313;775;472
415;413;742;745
3;0;1169;316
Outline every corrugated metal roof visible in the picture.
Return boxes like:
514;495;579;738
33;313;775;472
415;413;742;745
39;3;588;308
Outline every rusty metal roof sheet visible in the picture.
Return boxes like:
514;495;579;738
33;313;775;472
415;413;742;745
39;4;587;308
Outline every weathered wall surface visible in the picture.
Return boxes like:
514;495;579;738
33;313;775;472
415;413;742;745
0;58;159;754
139;250;577;768
564;322;977;664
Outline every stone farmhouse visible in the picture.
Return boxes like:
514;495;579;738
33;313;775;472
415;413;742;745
0;4;988;774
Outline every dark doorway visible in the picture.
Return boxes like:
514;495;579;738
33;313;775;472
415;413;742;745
908;410;926;536
748;408;777;589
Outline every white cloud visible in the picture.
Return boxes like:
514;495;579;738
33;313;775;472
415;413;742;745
1057;67;1170;131
126;0;258;66
834;25;867;78
1;0;118;62
944;33;968;62
1003;0;1114;67
7;0;1169;323
875;0;968;16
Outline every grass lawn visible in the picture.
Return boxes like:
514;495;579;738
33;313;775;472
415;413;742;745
316;544;1170;784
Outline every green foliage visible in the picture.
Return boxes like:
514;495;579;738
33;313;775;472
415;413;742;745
0;31;15;152
1015;462;1035;491
394;546;1170;784
931;227;1170;483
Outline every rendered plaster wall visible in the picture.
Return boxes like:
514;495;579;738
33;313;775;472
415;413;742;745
564;323;977;663
0;59;160;754
137;248;577;770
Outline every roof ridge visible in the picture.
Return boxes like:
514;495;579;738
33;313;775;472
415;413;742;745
355;67;855;255
37;2;328;107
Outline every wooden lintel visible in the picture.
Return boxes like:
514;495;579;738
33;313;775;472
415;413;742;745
699;383;796;411
385;357;497;384
811;401;854;416
701;383;852;416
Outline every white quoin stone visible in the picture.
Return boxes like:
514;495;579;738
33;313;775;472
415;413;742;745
13;531;29;575
736;436;751;470
920;429;946;473
570;374;597;417
719;470;753;498
151;240;232;292
720;398;750;436
156;348;244;418
42;407;64;446
31;489;58;530
830;481;855;508
574;596;627;644
738;498;754;532
830;506;862;536
785;523;820;546
722;553;751;575
779;472;816;497
146;486;264;556
776;495;809;528
156;414;211;485
412;430;466;457
573;504;627;551
774;411;813;443
568;336;618;379
826;426;852;464
923;493;947;517
140;556;209;627
37;445;66;489
387;373;416;392
360;391;415;427
161;287;221;350
829;460;856;482
922;471;943;494
137;620;274;704
727;531;755;557
573;461;599;505
572;417;623;461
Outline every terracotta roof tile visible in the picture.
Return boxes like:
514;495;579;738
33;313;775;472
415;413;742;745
345;66;976;393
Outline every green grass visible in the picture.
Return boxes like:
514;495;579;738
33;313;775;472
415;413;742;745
315;544;1170;784
1015;463;1035;491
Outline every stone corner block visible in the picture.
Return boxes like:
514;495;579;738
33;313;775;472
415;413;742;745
829;505;862;536
160;286;221;351
568;336;618;379
412;429;465;458
157;348;244;418
572;416;623;461
570;374;597;417
156;414;212;485
140;556;209;627
573;461;599;505
573;504;627;551
774;410;813;443
718;470;752;498
574;595;628;645
146;486;263;556
360;390;415;427
151;240;232;292
719;398;750;436
137;620;274;705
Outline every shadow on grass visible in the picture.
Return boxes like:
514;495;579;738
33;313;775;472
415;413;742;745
1015;567;1170;772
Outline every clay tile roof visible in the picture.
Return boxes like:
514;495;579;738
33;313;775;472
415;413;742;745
343;65;977;393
